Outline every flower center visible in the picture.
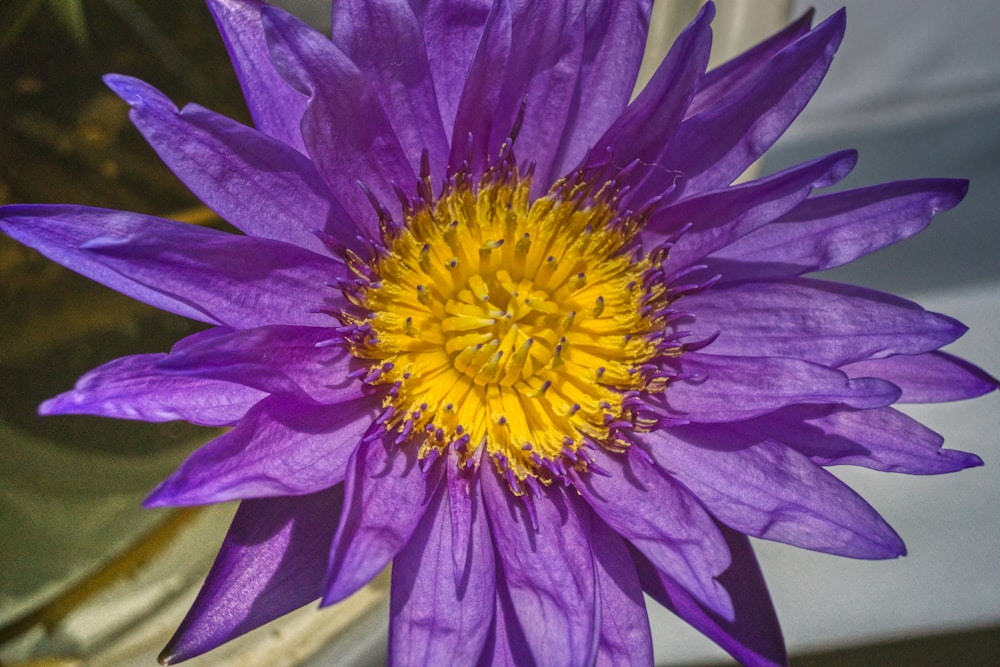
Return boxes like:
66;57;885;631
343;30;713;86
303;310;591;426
352;161;666;490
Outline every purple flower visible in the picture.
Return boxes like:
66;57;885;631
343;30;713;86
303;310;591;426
2;1;996;665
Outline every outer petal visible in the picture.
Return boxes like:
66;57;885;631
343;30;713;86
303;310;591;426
332;0;450;180
206;0;309;151
678;279;966;367
640;427;906;559
661;10;845;198
841;351;998;403
156;325;364;405
706;179;969;282
323;435;443;605
649;352;901;423
748;405;983;474
687;8;814;117
262;5;416;234
651;150;856;270
550;0;653;178
575;448;733;620
477;569;535;667
146;395;375;506
40;350;263;426
585;2;711;193
388;482;495;666
104;74;361;255
482;469;598;667
413;0;494;137
632;524;787;667
0;205;347;328
159;486;342;665
591;518;654;667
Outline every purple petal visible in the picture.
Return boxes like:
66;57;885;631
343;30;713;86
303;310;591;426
477;570;534;667
261;5;415;234
687;8;814;117
640;427;906;559
662;9;845;197
156;325;364;405
586;2;711;196
388;482;495;666
750;405;983;474
482;468;598;667
0;205;347;328
104;74;362;255
447;458;474;587
575;448;733;620
550;0;654;179
841;351;998;403
590;518;653;667
707;179;969;282
651;150;856;271
205;0;308;151
414;0;493;139
485;2;587;191
678;279;966;366
649;352;901;422
146;395;375;506
158;486;342;665
449;1;615;187
632;524;787;667
323;436;443;605
331;0;450;181
447;0;513;178
40;349;263;426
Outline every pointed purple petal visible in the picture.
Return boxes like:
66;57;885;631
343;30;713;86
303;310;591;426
663;10;845;197
590;518;653;667
0;205;347;328
447;459;475;587
146;395;374;506
586;2;711;195
331;0;450;180
323;436;443;604
104;74;362;255
687;8;814;117
447;0;512;178
575;448;733;620
632;524;787;667
649;352;901;422
414;0;493;139
751;405;983;474
678;279;966;366
841;351;998;403
40;349;263;426
551;0;653;178
640;427;906;559
388;482;495;666
652;150;856;271
156;325;364;405
477;570;535;667
707;179;969;282
482;469;598;667
487;2;587;191
205;0;308;151
159;486;342;664
261;5;415;234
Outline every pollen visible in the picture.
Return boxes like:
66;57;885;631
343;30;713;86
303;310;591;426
351;159;668;490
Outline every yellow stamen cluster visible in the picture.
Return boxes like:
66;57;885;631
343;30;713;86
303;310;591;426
354;165;663;486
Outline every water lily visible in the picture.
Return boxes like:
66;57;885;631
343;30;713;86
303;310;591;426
2;1;994;665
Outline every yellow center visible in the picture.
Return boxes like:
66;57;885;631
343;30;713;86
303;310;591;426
352;163;664;489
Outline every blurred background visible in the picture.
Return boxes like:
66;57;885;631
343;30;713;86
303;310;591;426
1;1;997;665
